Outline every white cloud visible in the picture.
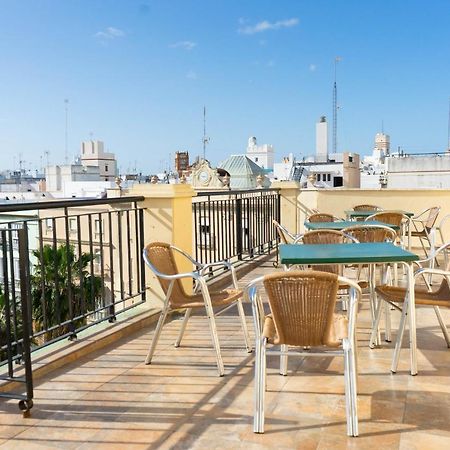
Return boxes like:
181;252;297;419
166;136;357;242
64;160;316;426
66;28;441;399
186;70;198;80
309;64;317;72
170;41;197;51
95;27;125;40
238;18;299;35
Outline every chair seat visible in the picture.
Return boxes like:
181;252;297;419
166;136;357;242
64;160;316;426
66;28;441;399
262;313;348;348
411;230;428;237
340;280;368;290
375;282;450;307
171;288;243;310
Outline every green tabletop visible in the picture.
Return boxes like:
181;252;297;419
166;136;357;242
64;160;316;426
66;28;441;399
280;242;419;265
345;210;414;219
304;220;400;231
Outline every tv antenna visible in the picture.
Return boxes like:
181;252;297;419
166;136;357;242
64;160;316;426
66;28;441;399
332;57;341;154
64;99;69;164
202;106;210;161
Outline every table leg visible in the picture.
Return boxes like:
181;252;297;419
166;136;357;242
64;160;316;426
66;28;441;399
392;262;417;375
406;262;417;375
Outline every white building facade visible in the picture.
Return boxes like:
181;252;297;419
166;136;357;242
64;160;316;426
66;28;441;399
81;140;117;181
246;137;274;172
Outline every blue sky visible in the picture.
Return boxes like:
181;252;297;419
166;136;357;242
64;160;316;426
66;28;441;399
0;0;449;174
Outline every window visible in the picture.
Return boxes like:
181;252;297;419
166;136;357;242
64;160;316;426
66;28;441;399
317;174;321;181
255;157;258;162
349;156;353;163
69;218;77;232
94;219;103;237
45;218;53;230
105;165;109;172
94;248;101;270
327;174;331;181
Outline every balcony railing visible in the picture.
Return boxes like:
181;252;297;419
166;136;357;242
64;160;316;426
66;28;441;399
192;188;280;274
0;196;146;358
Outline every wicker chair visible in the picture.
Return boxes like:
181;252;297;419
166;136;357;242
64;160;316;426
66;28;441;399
352;204;381;221
142;242;251;377
247;270;361;436
411;206;441;258
343;224;397;340
342;224;396;244
369;242;450;373
353;204;381;212
365;211;409;246
307;212;338;223
300;229;348;275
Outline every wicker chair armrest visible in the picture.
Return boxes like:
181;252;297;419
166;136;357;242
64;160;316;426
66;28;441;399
337;275;361;344
414;241;450;267
245;276;266;339
412;208;432;221
414;267;450;280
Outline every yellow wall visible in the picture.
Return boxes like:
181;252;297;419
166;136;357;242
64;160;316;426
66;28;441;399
131;184;196;305
297;188;450;241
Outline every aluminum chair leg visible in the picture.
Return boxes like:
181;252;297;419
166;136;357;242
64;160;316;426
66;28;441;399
391;300;408;373
254;337;266;433
237;299;252;352
279;344;288;375
369;295;384;348
343;347;354;437
205;304;225;376
384;301;392;342
145;302;170;365
433;306;450;348
348;344;359;437
174;308;192;348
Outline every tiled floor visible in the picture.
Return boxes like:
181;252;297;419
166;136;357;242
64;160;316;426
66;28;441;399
2;257;450;449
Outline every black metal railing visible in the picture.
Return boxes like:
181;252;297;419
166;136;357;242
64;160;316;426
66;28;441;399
0;226;33;413
0;196;146;357
192;189;280;273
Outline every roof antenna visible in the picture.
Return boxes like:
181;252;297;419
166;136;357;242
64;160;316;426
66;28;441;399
202;106;209;161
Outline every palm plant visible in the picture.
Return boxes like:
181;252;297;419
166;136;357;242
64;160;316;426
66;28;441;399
31;244;102;341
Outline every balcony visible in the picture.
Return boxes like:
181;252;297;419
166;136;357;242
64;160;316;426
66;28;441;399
1;183;450;447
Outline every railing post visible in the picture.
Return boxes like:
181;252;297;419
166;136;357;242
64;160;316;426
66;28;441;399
271;181;302;237
130;184;197;307
17;227;34;414
235;195;243;260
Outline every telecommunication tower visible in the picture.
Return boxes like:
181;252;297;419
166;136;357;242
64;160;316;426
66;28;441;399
332;57;341;154
202;106;210;161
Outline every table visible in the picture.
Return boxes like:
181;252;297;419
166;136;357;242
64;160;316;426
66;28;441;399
279;242;420;375
304;220;400;231
345;210;414;221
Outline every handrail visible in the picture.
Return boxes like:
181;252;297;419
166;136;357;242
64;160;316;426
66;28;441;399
195;188;279;198
0;196;145;213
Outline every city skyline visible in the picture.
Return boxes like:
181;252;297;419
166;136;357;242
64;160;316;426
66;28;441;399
0;0;449;173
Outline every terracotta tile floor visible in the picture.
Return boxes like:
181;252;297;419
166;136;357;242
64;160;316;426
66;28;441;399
2;257;450;449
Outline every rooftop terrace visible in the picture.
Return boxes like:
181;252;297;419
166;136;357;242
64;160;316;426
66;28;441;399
2;254;450;449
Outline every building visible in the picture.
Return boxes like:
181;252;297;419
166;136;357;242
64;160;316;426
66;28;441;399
246;137;274;173
174;151;190;177
386;153;450;188
273;153;295;181
46;163;116;198
80;140;117;182
316;116;328;163
219;155;270;189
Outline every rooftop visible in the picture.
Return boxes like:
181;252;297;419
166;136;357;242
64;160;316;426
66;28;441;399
2;255;450;449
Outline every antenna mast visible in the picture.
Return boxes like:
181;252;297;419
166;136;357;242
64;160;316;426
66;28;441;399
447;96;450;151
202;106;209;161
64;99;69;164
332;57;341;154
